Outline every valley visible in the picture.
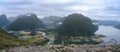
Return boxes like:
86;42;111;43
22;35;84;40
0;13;120;52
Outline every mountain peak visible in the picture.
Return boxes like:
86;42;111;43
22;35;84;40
0;14;10;28
26;13;33;16
0;14;7;18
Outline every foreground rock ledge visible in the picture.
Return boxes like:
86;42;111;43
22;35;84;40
1;45;120;52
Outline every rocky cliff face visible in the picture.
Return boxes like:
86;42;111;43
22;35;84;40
1;45;120;52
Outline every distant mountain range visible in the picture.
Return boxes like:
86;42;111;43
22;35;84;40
114;24;120;29
93;20;120;26
41;16;65;29
1;13;120;29
0;14;10;28
1;13;120;30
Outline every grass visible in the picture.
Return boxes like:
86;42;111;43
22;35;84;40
19;31;48;46
34;38;49;46
47;33;55;38
0;30;50;50
59;36;103;44
0;29;34;50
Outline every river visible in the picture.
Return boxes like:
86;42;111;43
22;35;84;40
95;26;120;43
41;32;54;45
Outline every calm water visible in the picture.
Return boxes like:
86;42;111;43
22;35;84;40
95;26;120;43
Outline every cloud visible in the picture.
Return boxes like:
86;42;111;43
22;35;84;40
0;0;120;20
38;0;73;5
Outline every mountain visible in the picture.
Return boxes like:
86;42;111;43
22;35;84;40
114;24;120;29
93;20;120;26
54;13;99;44
0;28;33;50
8;16;21;22
41;16;65;29
57;13;98;36
0;14;10;28
7;13;46;31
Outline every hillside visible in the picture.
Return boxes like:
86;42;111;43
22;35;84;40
54;13;99;44
0;28;33;50
57;13;98;36
7;13;46;31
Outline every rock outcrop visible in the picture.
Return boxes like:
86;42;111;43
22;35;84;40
1;45;120;52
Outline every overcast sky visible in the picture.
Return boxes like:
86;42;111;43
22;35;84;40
0;0;120;20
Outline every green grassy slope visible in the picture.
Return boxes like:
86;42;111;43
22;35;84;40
0;29;33;50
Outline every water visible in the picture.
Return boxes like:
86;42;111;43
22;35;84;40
41;32;54;45
41;26;120;44
95;26;120;43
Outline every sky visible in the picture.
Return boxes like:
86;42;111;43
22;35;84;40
0;0;120;20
